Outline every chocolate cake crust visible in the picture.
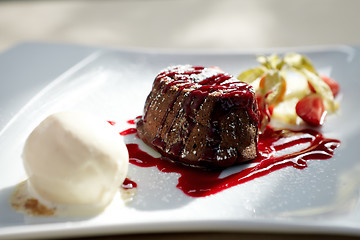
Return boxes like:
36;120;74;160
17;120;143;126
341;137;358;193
136;65;259;168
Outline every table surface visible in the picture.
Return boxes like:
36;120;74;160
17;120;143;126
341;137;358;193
1;0;360;239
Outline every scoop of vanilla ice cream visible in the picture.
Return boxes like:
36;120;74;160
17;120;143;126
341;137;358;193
22;112;128;213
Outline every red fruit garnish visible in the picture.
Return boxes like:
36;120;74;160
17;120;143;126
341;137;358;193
320;75;339;97
296;95;327;126
308;75;339;97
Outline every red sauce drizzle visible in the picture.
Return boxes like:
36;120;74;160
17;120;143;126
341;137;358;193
122;125;340;198
121;178;137;190
107;120;116;126
126;116;142;125
120;128;137;136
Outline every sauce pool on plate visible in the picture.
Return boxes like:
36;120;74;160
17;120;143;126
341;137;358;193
119;120;340;198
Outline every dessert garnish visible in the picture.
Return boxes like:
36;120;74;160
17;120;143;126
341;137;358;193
237;53;340;128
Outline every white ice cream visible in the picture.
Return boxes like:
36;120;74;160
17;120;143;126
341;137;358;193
22;111;129;215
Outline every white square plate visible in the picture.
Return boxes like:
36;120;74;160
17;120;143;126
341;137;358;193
1;45;360;239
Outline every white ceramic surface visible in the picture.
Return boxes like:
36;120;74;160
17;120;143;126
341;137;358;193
1;45;360;239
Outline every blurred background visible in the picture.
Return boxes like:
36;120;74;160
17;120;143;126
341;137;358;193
1;0;360;52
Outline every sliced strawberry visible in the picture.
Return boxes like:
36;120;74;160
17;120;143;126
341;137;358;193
320;75;339;97
308;75;339;97
295;95;327;126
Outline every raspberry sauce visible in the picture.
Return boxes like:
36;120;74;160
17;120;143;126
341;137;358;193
120;128;137;136
121;121;340;198
121;178;137;190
